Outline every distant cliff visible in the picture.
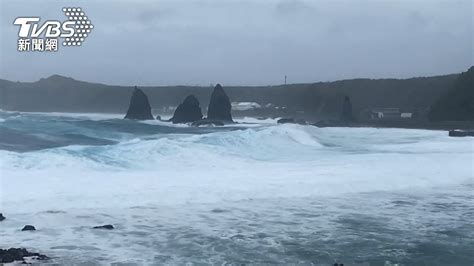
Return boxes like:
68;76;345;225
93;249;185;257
429;67;474;121
0;72;460;120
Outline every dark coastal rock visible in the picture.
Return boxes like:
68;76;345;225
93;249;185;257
171;95;203;124
21;225;36;231
448;130;474;137
0;248;48;263
312;120;348;128
341;96;354;122
277;118;294;124
93;224;114;230
207;84;233;122
0;213;5;221
277;118;306;125
192;119;225;127
124;86;154;120
312;120;329;128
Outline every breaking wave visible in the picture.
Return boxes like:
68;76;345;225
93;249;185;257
0;111;473;265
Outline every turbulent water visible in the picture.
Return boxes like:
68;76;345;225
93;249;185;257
0;110;472;265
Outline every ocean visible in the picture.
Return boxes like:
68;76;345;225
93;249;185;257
0;110;472;265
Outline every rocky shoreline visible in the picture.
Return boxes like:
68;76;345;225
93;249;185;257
0;213;120;264
0;248;49;264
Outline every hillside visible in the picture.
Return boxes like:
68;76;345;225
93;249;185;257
0;73;460;121
429;67;474;121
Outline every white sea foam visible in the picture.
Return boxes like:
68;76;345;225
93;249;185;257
15;111;125;120
0;119;472;264
1;124;472;211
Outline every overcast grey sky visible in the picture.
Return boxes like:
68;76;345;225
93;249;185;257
0;0;472;86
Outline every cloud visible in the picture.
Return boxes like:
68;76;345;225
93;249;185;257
0;0;472;86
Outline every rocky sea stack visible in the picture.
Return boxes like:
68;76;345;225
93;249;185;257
340;96;354;122
207;84;233;122
124;86;154;120
171;95;203;124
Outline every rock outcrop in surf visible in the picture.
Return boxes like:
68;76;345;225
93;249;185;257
192;119;225;127
448;130;474;137
21;225;36;231
207;84;233;122
0;248;49;263
124;86;154;120
93;224;115;230
277;118;306;125
170;95;203;124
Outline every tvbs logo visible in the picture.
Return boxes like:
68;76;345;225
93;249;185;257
14;7;93;52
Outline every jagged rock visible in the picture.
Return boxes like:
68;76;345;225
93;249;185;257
448;130;474;137
93;224;114;230
21;225;36;231
124;86;154;120
341;96;354;122
207;84;233;122
192;119;225;127
277;118;306;125
0;248;48;263
0;213;5;221
170;95;203;124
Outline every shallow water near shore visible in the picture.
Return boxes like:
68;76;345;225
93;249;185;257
0;111;473;265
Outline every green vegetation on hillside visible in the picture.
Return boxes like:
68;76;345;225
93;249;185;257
429;67;473;121
0;72;462;121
